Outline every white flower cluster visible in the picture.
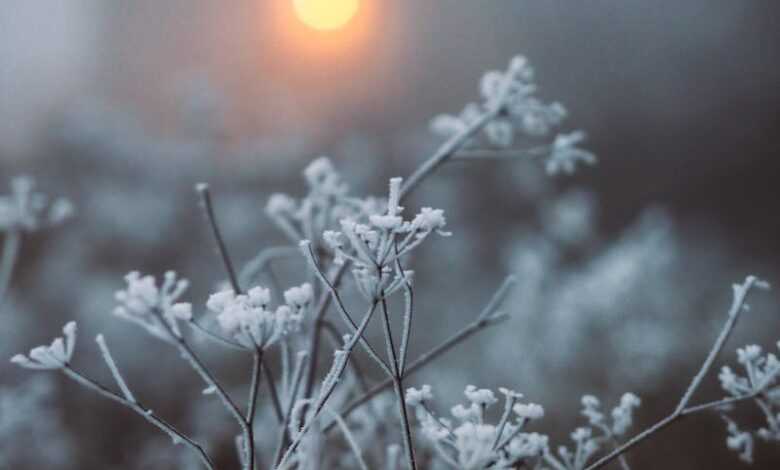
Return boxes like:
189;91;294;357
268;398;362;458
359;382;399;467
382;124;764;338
0;176;74;233
113;271;193;341
429;55;595;175
322;177;447;299
11;322;77;369
206;283;312;349
545;131;597;176
405;384;547;469
265;157;380;244
718;341;780;463
432;56;566;147
543;393;641;470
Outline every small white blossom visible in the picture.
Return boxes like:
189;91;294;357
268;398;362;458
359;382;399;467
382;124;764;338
207;284;308;349
11;322;77;369
405;385;433;407
464;385;498;407
513;402;545;420
0;176;74;232
546;131;597;176
113;271;192;341
611;393;641;435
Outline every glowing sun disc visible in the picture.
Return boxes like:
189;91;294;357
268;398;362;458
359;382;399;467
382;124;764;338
293;0;359;31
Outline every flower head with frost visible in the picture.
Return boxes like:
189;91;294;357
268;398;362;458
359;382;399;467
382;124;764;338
405;385;433;407
319;177;445;299
546;131;597;175
430;55;567;150
207;283;311;349
513;402;545;420
264;157;370;244
113;271;192;341
0;176;74;232
407;385;553;469
11;322;77;369
611;393;641;435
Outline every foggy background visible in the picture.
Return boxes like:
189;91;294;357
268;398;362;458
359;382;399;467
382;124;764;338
2;1;779;468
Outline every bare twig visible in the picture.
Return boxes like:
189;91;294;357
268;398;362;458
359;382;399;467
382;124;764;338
62;366;215;470
585;276;768;470
196;183;241;294
325;276;515;432
0;231;21;304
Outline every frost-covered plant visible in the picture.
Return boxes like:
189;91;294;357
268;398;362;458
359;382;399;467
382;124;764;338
0;176;73;302
8;52;780;470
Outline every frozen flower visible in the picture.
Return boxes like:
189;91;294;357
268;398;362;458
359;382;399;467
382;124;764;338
546;131;597;175
611;393;641;435
265;193;297;217
283;283;313;309
0;176;74;232
737;345;762;365
11;322;77;369
506;432;549;460
303;156;348;197
453;422;497;469
405;385;433;407
452;404;482;423
498;387;524;400
113;271;192;341
513;402;545;420
207;284;307;349
369;214;403;230
464;385;498;407
411;207;449;235
725;419;754;464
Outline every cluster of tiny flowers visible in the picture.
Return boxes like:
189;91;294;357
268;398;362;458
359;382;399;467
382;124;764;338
113;271;193;341
718;341;780;463
545;131;597;176
265;157;381;244
429;55;595;175
322;177;447;299
206;283;312;349
405;385;548;469
11;322;77;369
536;393;640;470
0;176;74;233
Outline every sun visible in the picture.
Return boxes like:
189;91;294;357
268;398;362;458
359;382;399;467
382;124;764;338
293;0;360;31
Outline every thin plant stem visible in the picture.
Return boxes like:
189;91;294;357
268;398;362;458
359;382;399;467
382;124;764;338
274;351;310;466
263;361;285;424
585;276;767;470
379;295;417;470
62;366;215;470
300;241;392;376
196;183;241;294
325;275;515;433
242;348;263;470
0;231;21;305
322;321;372;394
277;302;379;468
302;263;346;402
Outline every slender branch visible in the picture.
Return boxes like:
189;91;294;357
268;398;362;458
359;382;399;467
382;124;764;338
379;296;417;470
274;351;310;466
301;263;347;402
585;276;768;470
196;183;241;294
278;302;379;468
263;361;285;424
453;145;550;161
325;275;515;432
400;108;501;202
238;348;262;470
322;321;372;394
62;366;215;470
0;231;21;304
300;241;393;376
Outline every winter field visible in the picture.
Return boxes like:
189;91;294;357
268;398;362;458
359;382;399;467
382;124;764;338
2;2;780;469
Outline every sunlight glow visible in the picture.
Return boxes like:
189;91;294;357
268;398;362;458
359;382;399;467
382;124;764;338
293;0;359;31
